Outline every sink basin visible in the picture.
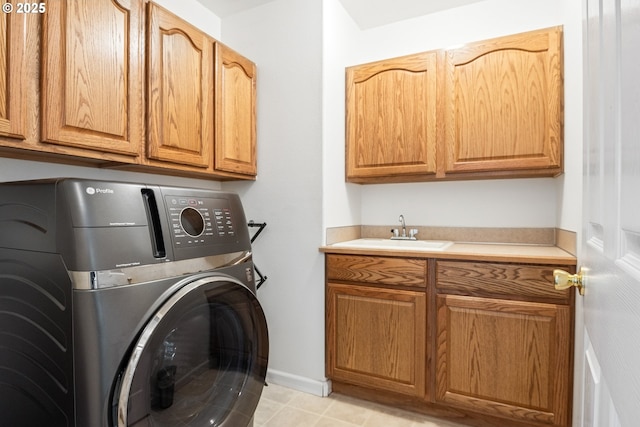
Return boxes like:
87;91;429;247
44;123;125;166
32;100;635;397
332;238;453;251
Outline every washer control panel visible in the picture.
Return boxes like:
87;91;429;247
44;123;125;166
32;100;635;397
165;196;236;247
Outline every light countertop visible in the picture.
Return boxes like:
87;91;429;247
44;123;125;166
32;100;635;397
320;240;576;266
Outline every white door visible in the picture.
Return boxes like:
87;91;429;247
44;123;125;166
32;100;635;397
578;0;640;425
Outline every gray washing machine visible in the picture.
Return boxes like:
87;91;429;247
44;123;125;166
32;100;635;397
0;179;269;427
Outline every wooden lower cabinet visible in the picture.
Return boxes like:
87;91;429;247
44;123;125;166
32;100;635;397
326;282;426;397
435;294;572;426
325;254;574;427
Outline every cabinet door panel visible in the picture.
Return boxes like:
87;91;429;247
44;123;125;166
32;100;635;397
444;27;563;175
346;52;438;180
327;283;426;397
215;43;257;176
42;0;143;157
147;3;213;168
0;10;28;139
436;294;571;426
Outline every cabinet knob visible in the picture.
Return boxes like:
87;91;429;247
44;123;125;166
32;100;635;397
553;268;585;295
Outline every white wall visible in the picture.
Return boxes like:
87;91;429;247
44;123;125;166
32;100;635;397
556;0;584;233
324;0;583;232
0;157;222;190
221;0;328;394
360;179;558;227
322;0;363;230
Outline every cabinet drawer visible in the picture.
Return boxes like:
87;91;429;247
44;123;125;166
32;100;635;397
327;255;427;288
436;261;571;304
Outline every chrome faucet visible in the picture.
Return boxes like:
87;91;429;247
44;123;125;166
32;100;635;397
390;214;418;240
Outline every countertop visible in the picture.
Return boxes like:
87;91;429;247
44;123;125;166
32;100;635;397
320;240;577;266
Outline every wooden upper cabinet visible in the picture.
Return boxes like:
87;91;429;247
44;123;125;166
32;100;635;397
444;26;563;176
345;26;564;183
0;10;28;140
346;51;438;182
146;2;213;169
215;43;257;177
0;0;258;180
41;0;144;158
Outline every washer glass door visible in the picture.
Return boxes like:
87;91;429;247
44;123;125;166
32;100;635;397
115;276;268;427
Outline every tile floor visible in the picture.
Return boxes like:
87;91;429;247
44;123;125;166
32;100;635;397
254;383;473;427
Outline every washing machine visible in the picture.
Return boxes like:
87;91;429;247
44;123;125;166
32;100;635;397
0;178;269;427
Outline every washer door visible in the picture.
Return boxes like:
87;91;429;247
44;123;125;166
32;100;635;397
115;276;268;427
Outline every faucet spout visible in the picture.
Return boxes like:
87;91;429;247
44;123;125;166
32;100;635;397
399;214;407;237
390;214;417;240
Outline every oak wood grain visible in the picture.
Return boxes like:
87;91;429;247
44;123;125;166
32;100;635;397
327;282;427;397
327;254;427;288
345;26;564;184
436;260;572;304
436;294;571;426
444;26;563;175
0;10;28;139
346;51;438;180
146;2;213;169
0;0;259;180
214;43;257;176
324;252;574;427
41;0;143;157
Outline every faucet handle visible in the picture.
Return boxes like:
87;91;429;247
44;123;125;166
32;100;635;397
390;228;399;238
409;229;418;238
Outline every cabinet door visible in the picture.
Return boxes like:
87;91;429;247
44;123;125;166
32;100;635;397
326;283;426;397
0;9;28;139
444;26;563;176
42;0;143;157
346;52;438;181
436;294;571;427
147;3;213;169
215;43;257;177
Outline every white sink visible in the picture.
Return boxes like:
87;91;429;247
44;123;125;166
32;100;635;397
332;238;453;251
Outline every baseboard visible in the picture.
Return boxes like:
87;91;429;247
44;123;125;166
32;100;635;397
265;369;332;397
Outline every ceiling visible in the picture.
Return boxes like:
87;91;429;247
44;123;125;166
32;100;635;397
194;0;487;29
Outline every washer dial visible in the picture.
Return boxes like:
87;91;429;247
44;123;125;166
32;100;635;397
180;207;205;237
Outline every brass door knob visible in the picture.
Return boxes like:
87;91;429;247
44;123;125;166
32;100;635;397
553;268;585;295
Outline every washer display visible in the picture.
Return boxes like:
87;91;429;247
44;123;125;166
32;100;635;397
167;196;237;247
